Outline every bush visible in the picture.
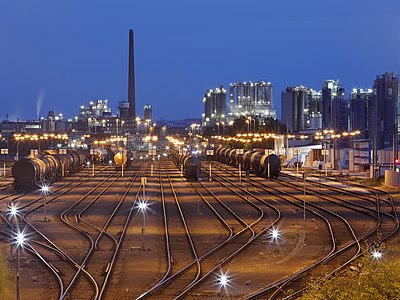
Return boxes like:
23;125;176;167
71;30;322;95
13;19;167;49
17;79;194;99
0;250;12;299
299;254;400;300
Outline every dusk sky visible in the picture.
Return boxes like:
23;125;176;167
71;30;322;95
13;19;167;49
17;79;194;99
1;0;400;121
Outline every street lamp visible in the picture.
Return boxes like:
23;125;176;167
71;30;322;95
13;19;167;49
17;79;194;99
8;204;19;257
40;184;50;222
136;200;148;251
14;231;26;300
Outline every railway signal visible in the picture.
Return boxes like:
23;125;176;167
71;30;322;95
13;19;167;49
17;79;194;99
59;149;67;155
30;149;39;158
1;148;8;177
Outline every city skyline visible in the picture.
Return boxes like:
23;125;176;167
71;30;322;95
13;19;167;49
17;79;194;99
1;0;400;121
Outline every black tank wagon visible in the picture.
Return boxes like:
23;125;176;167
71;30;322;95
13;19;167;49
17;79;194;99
170;149;201;180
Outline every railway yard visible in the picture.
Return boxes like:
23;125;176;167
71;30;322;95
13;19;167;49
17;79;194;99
0;157;399;300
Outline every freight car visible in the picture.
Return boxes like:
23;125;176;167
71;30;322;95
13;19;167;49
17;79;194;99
114;149;133;169
91;148;115;164
170;149;201;180
214;147;281;179
12;149;89;192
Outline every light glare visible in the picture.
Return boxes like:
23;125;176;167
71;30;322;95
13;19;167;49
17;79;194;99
372;250;382;260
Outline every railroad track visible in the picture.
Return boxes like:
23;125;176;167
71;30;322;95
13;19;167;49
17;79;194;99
1;166;115;299
140;158;280;299
59;162;146;299
209;160;399;299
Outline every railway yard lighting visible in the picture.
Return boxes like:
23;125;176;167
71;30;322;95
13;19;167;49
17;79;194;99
271;229;280;240
216;270;231;296
10;205;18;218
40;184;50;222
137;200;148;251
371;250;382;260
269;227;281;243
8;204;19;257
14;231;26;300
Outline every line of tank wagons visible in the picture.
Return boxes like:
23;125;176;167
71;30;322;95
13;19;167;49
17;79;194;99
213;147;281;178
11;148;133;192
169;147;281;180
170;149;202;180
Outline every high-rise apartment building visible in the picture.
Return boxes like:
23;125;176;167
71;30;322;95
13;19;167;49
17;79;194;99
281;86;322;133
321;80;347;131
228;81;276;121
202;86;226;126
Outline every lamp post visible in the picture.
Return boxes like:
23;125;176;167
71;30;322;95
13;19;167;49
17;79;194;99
9;204;19;257
41;184;50;222
137;200;148;251
15;231;26;300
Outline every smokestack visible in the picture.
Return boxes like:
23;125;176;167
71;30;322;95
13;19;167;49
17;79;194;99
128;29;136;118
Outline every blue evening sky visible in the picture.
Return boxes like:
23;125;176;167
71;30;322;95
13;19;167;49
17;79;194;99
1;0;400;121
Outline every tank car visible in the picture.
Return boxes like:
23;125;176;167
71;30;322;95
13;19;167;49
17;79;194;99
214;147;225;162
114;150;133;169
91;148;115;164
260;154;281;178
183;155;202;180
242;150;258;170
170;149;201;180
226;149;237;165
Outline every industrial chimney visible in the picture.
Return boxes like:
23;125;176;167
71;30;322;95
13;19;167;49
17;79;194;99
128;29;136;118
